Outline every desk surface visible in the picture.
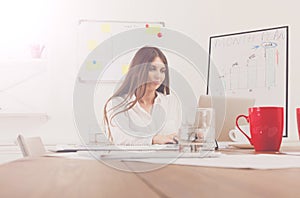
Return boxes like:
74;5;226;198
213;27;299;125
1;147;300;198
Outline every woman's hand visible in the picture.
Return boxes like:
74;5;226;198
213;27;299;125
152;133;178;144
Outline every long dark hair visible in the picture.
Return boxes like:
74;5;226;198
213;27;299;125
104;46;170;141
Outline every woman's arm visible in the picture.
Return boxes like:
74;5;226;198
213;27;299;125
106;94;182;145
109;123;153;145
110;121;178;145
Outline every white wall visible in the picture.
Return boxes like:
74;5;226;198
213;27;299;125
0;0;299;144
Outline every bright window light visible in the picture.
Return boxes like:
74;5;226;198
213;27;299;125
0;0;49;59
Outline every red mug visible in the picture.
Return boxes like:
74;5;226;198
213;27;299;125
296;108;300;140
236;107;284;152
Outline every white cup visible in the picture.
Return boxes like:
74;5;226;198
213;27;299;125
228;125;250;143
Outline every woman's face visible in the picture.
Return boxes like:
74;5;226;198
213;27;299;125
146;56;166;91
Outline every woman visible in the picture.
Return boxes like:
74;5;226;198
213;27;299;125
104;46;182;145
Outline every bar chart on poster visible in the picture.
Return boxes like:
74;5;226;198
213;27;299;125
208;26;288;136
77;20;165;83
208;26;288;102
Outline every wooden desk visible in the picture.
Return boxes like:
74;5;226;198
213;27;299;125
1;148;300;198
127;162;300;198
0;157;159;198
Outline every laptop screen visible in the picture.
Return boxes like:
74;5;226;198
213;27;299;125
198;95;255;141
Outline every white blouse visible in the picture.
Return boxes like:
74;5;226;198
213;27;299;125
107;92;182;145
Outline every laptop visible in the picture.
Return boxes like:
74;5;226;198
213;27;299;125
198;95;255;141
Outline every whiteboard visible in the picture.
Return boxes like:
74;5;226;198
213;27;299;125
77;20;165;82
208;26;288;136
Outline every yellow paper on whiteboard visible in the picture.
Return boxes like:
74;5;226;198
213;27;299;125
122;64;129;75
87;40;97;50
101;24;111;33
145;26;161;34
86;60;102;70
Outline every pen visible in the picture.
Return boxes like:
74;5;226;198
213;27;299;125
56;149;77;153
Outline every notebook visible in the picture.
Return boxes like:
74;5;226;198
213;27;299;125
198;95;255;141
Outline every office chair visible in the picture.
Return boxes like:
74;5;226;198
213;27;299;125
17;134;46;157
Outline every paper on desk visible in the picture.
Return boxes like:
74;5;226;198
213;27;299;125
282;152;300;156
99;151;221;159
124;154;300;170
44;152;95;160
